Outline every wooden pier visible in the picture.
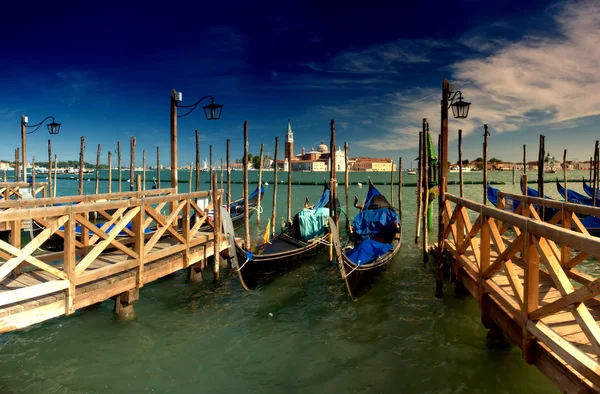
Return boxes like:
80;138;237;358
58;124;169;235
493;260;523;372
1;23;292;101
441;189;600;392
0;186;227;333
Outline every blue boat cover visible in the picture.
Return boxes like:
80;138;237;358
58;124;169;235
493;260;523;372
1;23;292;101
313;188;331;210
581;215;600;230
583;181;600;199
345;238;392;266
353;208;399;237
230;186;264;210
557;181;594;206
298;207;329;241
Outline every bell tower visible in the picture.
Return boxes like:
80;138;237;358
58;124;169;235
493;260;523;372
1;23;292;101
285;119;294;160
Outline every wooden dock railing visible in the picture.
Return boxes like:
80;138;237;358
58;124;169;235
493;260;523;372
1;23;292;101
0;188;224;332
0;182;48;200
442;192;600;391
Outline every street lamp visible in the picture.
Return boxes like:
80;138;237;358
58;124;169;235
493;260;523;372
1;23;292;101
448;91;471;119
21;115;61;182
169;90;223;190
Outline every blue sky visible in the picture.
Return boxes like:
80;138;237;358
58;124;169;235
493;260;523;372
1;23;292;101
1;0;598;167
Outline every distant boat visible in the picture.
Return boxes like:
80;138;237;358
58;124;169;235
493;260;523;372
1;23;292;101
264;182;269;186
357;182;363;188
407;170;417;175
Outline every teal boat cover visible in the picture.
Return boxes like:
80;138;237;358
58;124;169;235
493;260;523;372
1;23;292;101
298;207;329;241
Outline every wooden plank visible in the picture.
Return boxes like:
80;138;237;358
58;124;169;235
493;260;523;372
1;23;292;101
144;201;186;245
531;279;600;320
75;258;139;285
143;201;185;253
483;232;525;279
0;300;65;334
87;207;127;245
76;214;138;259
0;280;69;308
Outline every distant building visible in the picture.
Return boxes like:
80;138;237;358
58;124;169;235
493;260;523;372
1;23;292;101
349;157;396;172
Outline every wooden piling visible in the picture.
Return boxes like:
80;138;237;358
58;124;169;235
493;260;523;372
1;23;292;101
594;142;599;207
563;149;568;203
512;167;516;185
329;119;337;264
2;170;6;182
257;143;264;225
287;154;292;224
390;161;394;208
344;141;349;229
53;154;58;197
212;172;220;283
188;162;193;193
195;130;200;192
523;145;527;175
47;140;53;198
136;174;141;192
458;129;463;198
220;159;224;191
130;137;136;191
590;156;593;184
538;135;545;199
415;131;423;244
243;121;250;248
422;120;429;262
209;145;213;191
272;137;279;238
31;157;36;194
15;148;20;182
226;139;231;210
398;157;402;221
78;136;85;195
95;144;101;195
117;141;122;192
522;174;528;196
156;146;161;189
108;152;112;194
142;150;146;191
483;125;489;205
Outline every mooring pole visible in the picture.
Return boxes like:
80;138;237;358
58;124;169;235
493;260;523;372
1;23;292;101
78;136;85;195
483;125;489;205
95;144;101;195
195;130;200;192
563;149;568;203
212;172;220;283
188;162;193;192
458;129;463;197
422;120;429;262
156;146;161;189
415;131;423;245
142;150;146;191
47;140;53;198
130;137;136;191
169;89;178;191
14;148;19;182
398;157;402;222
329;119;337;264
209;145;213;192
243;121;250;249
344;141;349;230
594;141;599;207
523;145;527;175
272;137;279;238
108;152;113;194
31;156;36;195
53;154;58;197
590;156;593;185
538;135;545;200
436;79;450;299
257;143;264;225
117;141;122;192
226;139;231;210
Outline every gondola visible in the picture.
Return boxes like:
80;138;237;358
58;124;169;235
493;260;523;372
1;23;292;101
236;184;333;290
332;180;401;300
556;179;594;206
487;184;559;220
583;179;600;200
228;186;264;229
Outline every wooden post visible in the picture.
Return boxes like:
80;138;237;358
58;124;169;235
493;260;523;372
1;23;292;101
437;79;450;284
287;154;292;223
209;145;213;191
170;89;178;191
483;124;489;205
31;156;36;196
53;154;58;197
108;152;113;194
142;150;146;191
257;143;264;225
563;149;568;203
398;157;402;221
78;136;85;195
538;135;545;199
95;144;101;195
422;120;429;262
195;130;200;192
512;167;515;185
188;162;193;193
329;119;337;264
2;170;5;182
63;213;76;315
157;146;161;189
523;145;527;175
458;129;463;197
136;174;141;192
220;159;224;191
21;115;27;182
15;148;20;182
272;137;279;238
522;174;528;196
344;142;349;229
130;137;136;191
522;230;539;363
590;156;593;184
117;141;122;192
47;139;53;198
243;121;250;248
212;173;220;283
594;141;599;207
415;131;423;244
390;161;394;208
226;139;231;210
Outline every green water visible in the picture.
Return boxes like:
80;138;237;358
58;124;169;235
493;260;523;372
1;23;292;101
1;170;580;393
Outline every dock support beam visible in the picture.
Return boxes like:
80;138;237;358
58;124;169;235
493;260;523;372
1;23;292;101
188;263;204;283
114;289;138;320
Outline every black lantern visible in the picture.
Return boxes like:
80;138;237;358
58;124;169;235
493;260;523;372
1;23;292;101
203;99;223;120
47;120;61;134
450;97;471;119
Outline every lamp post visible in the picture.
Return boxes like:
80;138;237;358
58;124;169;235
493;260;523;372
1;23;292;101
437;79;471;297
21;115;61;182
169;90;223;190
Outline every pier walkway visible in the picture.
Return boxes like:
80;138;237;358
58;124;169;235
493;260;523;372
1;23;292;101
0;187;226;333
442;190;600;392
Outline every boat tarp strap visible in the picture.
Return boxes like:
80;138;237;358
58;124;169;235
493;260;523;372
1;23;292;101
353;208;399;237
345;238;392;266
298;207;329;241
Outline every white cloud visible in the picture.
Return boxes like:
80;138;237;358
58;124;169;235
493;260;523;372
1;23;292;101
358;0;600;151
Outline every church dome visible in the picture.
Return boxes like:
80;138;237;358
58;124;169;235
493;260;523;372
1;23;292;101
317;141;329;153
